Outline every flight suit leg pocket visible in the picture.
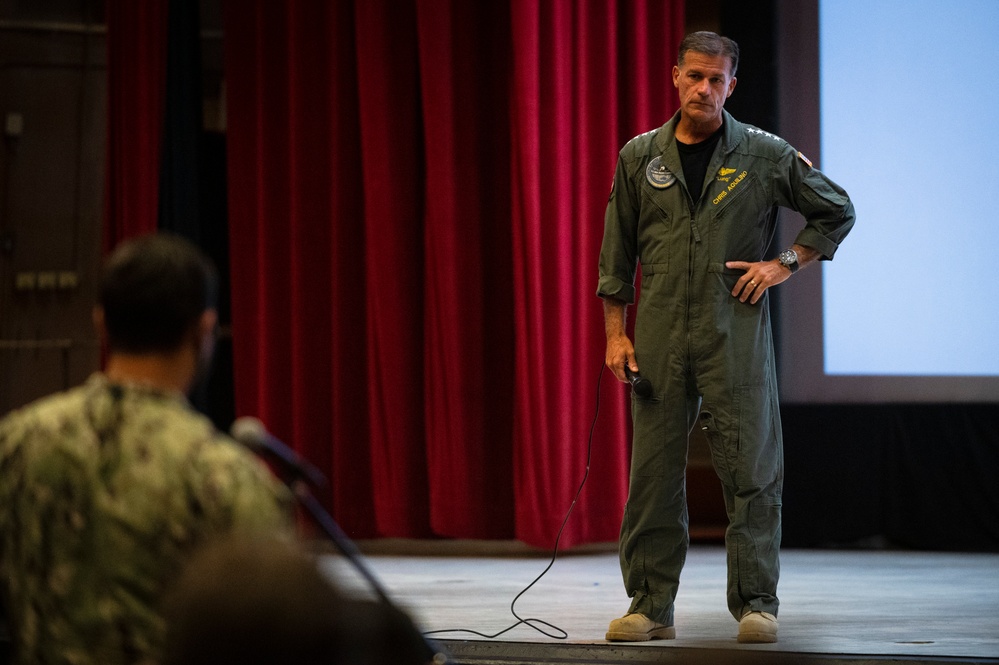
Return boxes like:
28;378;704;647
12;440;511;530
697;404;737;486
630;395;666;478
735;382;782;487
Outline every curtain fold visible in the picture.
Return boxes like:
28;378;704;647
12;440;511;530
416;0;517;538
223;0;683;546
508;0;684;546
105;0;169;250
157;0;203;242
355;0;432;537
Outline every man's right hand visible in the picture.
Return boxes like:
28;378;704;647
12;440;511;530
605;334;637;384
602;297;637;383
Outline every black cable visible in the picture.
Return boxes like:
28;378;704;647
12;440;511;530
424;361;606;641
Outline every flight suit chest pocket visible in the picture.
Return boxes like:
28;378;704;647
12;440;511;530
705;172;771;270
637;188;676;275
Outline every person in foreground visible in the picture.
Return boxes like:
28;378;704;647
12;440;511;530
597;32;855;643
162;535;432;665
0;233;291;664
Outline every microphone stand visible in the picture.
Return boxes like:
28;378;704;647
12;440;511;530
286;477;450;665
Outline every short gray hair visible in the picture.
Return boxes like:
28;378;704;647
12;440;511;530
678;31;739;77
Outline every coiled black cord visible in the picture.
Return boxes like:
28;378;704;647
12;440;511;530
423;362;606;641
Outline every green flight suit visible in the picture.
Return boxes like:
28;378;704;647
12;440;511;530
597;110;855;625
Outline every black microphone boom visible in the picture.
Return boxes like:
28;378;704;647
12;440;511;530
230;417;327;488
229;415;451;663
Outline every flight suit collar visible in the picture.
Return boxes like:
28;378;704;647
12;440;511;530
653;109;743;157
653;110;744;204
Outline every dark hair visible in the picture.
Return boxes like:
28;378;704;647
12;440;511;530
163;537;431;665
99;233;218;354
678;31;740;77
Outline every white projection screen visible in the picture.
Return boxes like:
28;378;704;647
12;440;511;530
775;0;999;403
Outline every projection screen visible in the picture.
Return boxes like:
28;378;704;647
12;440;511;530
776;0;999;403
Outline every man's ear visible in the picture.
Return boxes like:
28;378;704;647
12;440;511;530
727;76;738;98
198;310;219;343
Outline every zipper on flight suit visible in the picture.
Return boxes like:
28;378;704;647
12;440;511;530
686;188;702;374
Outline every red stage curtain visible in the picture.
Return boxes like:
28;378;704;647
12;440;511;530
508;0;684;546
224;0;683;547
105;0;169;250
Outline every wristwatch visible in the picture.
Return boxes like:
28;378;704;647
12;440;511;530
778;248;799;273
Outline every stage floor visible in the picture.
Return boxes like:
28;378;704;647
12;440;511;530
321;543;999;664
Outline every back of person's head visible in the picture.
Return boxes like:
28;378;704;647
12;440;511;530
678;30;740;77
99;233;218;354
162;536;431;665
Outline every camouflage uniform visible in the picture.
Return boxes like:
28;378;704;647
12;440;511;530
0;374;292;665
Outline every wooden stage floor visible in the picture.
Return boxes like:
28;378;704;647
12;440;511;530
321;542;999;665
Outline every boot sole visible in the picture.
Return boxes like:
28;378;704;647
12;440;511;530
605;626;676;642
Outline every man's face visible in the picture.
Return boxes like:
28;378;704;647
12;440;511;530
672;51;737;126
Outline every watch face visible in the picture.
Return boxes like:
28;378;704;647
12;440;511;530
779;249;798;270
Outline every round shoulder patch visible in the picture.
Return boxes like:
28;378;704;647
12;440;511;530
646;156;676;189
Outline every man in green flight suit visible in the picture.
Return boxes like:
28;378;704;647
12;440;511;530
0;233;292;664
598;31;855;644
